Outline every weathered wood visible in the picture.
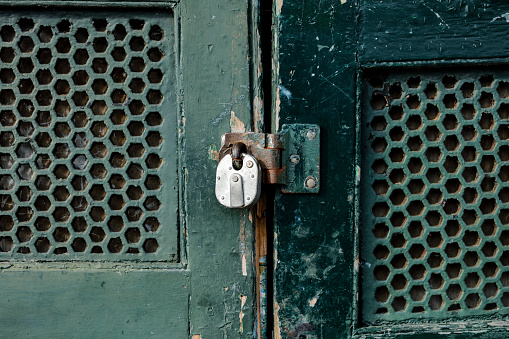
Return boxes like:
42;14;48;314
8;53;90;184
180;0;256;337
360;0;509;64
273;0;358;337
0;270;189;337
0;0;256;337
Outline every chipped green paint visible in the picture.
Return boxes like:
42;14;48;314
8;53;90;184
274;0;509;338
208;143;219;161
0;0;255;336
273;0;357;337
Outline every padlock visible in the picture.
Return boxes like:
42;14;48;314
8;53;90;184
215;153;262;208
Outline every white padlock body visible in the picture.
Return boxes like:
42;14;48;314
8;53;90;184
215;153;262;208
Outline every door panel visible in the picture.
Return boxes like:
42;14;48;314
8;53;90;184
274;0;509;338
0;270;188;337
361;68;509;323
0;1;255;337
272;1;358;338
359;1;509;63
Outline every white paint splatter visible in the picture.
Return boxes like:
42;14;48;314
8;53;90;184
423;4;450;28
278;85;292;99
491;13;509;23
308;290;322;307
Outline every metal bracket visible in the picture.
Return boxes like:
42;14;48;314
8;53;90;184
219;124;320;193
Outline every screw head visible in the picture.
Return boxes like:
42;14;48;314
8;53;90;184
305;177;317;189
221;195;225;200
306;129;317;140
232;175;239;182
246;160;254;168
290;154;300;164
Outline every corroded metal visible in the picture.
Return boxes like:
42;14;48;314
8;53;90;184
218;124;320;191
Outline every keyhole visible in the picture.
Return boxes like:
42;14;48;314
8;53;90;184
231;142;246;170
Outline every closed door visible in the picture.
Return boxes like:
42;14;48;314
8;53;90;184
273;1;509;338
0;1;255;337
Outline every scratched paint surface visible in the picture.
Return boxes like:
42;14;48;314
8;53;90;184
360;0;509;64
181;0;256;337
0;0;256;337
273;0;357;338
275;0;509;338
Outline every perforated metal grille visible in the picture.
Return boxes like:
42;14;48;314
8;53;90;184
0;10;178;261
361;70;509;323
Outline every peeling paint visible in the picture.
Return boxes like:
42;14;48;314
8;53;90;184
491;13;509;23
275;0;283;16
192;335;202;339
275;84;281;131
239;294;247;333
253;95;263;132
341;0;347;3
241;254;247;276
208;144;218;161
278;85;292;99
308;290;322;307
354;254;360;272
239;220;247;276
230;111;246;133
274;301;281;339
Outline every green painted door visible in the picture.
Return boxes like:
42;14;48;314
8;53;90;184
0;1;255;337
273;1;509;338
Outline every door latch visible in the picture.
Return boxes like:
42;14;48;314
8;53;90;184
215;124;320;208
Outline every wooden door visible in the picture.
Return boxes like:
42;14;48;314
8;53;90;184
273;0;509;338
0;1;255;337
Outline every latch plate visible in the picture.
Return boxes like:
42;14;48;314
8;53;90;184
281;124;320;193
219;124;320;194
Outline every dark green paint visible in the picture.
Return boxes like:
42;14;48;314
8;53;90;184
359;1;509;64
274;0;509;338
280;124;320;194
273;0;358;337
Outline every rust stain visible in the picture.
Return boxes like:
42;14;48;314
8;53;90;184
192;335;202;339
230;111;246;133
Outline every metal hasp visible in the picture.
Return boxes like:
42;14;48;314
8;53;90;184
219;124;320;193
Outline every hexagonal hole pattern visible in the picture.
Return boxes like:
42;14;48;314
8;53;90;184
0;16;172;261
363;71;509;321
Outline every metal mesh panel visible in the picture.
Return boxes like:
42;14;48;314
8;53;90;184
361;69;509;323
0;10;178;261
